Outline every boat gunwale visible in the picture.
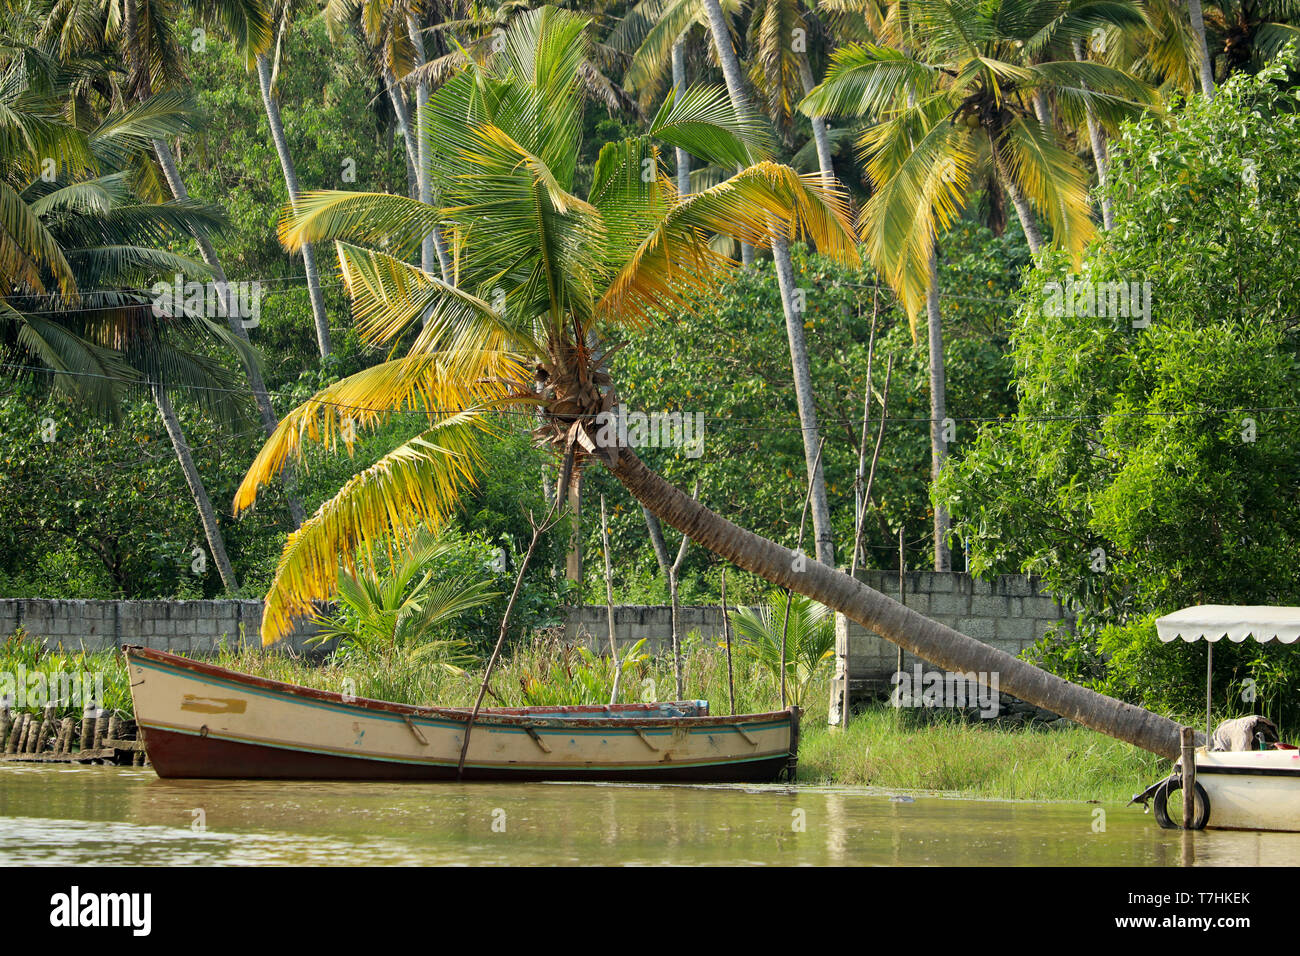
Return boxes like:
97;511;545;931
123;645;795;730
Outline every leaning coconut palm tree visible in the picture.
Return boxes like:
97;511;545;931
236;5;1186;761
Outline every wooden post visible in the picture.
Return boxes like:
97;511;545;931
93;710;108;750
58;717;74;754
25;713;39;753
896;528;906;679
721;568;736;716
1181;725;1197;829
35;705;55;753
599;495;622;705
79;706;95;752
0;703;10;754
6;713;25;754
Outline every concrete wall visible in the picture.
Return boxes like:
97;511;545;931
565;604;747;657
836;570;1069;688
1;571;1067;669
0;599;320;655
567;573;1070;683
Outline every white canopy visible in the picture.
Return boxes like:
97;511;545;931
1156;605;1300;644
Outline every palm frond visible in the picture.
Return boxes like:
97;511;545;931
258;412;494;644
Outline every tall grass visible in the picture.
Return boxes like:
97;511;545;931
0;630;131;719
798;708;1169;802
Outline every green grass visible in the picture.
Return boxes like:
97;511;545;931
798;707;1168;802
2;630;1170;802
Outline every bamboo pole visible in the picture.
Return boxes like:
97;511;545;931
852;301;878;572
457;507;560;779
849;356;893;577
600;495;622;705
721;568;736;716
1181;726;1197;829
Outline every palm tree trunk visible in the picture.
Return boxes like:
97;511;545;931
672;36;691;196
407;16;438;276
152;137;307;528
255;54;332;358
609;446;1185;759
1187;0;1216;98
1072;40;1114;230
702;0;835;566
796;55;835;185
384;62;453;283
772;233;836;565
926;246;951;570
1032;88;1052;128
151;383;239;592
988;137;1044;253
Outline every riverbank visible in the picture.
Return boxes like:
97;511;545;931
3;633;1171;801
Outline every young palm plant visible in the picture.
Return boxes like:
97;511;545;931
237;5;1188;761
310;532;500;665
729;591;834;707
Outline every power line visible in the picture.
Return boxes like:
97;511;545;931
4;361;1296;430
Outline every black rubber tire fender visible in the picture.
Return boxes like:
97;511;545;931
1153;776;1211;830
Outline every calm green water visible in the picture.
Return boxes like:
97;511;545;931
0;764;1295;865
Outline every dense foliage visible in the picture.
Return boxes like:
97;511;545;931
938;56;1300;726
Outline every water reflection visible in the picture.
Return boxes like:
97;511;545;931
0;765;1295;866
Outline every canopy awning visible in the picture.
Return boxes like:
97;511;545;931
1156;605;1300;644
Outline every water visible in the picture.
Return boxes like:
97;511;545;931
1;764;1295;865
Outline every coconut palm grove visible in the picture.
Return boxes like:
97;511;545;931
1;0;1299;879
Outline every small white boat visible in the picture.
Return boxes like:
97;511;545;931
1131;605;1300;832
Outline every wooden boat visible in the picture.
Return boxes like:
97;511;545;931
124;645;799;782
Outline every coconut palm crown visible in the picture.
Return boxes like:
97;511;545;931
234;5;859;643
801;0;1154;319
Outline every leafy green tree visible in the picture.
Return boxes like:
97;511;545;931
937;54;1300;725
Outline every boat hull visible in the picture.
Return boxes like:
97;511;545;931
1194;750;1300;832
125;646;798;783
